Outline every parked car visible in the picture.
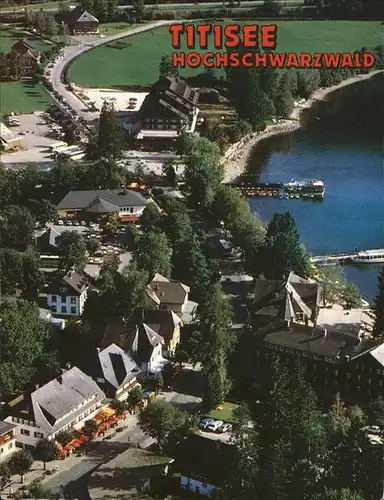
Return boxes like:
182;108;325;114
58;220;64;226
65;220;73;226
217;423;232;434
207;420;224;432
199;418;214;430
73;220;80;226
364;425;381;435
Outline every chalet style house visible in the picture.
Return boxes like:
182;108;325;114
4;367;105;449
59;7;99;35
240;272;383;405
57;189;149;222
133;77;200;149
11;39;41;77
47;269;89;317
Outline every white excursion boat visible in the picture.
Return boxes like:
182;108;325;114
352;249;384;264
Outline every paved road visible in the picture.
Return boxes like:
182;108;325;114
1;1;304;13
49;20;173;121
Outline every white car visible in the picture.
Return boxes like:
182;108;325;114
207;420;224;432
364;425;381;436
217;423;232;434
199;418;214;430
58;220;64;226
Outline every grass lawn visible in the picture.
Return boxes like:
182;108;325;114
0;1;77;11
68;20;382;88
99;22;144;36
0;25;52;53
208;402;239;423
0;81;55;117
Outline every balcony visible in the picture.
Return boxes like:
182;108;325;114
0;432;14;446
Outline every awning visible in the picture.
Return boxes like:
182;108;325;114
103;407;116;417
119;216;139;222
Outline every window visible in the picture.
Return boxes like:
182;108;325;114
8;443;13;449
0;448;3;453
70;297;76;304
70;307;77;314
60;287;67;294
61;296;66;303
34;432;43;439
21;429;30;436
51;295;57;303
61;306;67;314
130;207;133;213
51;306;57;312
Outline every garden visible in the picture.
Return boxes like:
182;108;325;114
67;20;382;87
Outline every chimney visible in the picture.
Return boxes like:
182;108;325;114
96;348;100;353
65;363;71;370
323;328;328;338
274;292;279;299
155;283;160;292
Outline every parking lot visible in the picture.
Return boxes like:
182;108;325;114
1;112;63;167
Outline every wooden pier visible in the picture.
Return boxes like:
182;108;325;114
225;182;324;200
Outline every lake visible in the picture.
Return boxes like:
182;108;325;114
246;83;384;302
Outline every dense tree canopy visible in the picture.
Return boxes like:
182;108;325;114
256;212;311;279
56;231;88;272
0;205;34;251
223;360;378;500
134;229;172;278
0;299;58;398
373;269;384;341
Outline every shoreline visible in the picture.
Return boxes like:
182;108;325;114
221;69;383;183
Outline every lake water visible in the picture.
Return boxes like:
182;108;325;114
246;86;384;302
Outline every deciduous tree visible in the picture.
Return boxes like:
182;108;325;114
373;269;384;341
159;55;179;79
9;449;33;484
56;231;88;272
135;229;172;278
33;438;58;470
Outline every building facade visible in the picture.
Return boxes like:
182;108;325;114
10;39;41;77
4;367;105;448
47;270;88;317
0;422;17;461
57;189;148;222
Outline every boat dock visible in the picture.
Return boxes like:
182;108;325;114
226;180;325;200
311;248;384;266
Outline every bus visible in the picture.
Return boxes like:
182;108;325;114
49;141;68;152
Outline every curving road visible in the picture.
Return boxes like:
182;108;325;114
49;20;173;121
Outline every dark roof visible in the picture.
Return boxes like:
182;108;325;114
21;38;37;50
175;435;236;486
253;273;319;321
0;421;16;436
139;77;199;122
131;324;164;364
57;189;148;211
98;343;141;390
142;309;181;344
50;270;88;295
264;323;363;360
148;275;189;305
84;197;120;213
61;6;99;24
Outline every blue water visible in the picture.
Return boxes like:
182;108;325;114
247;129;384;302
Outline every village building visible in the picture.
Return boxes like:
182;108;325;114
59;7;99;35
129;323;169;374
57;188;149;222
47;269;89;317
94;343;142;401
0;421;17;462
176;435;235;497
0;121;21;151
87;447;174;500
146;273;198;324
4;367;105;449
241;272;382;405
133;76;200;149
10;38;41;77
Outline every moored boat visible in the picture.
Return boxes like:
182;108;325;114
352;249;384;264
